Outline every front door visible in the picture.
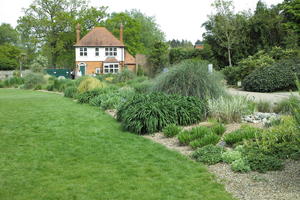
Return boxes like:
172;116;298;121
80;65;85;76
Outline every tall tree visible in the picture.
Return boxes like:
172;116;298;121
148;41;169;75
17;0;107;68
0;23;19;45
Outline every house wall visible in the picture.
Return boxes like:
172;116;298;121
75;47;124;62
76;61;103;75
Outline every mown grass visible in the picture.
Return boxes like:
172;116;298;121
0;89;234;200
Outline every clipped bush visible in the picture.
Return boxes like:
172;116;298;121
117;93;207;134
242;59;300;92
231;158;251;173
224;125;261;146
222;150;242;163
256;101;272;113
190;133;220;149
211;123;226;136
64;86;78;98
192;145;224;165
23;73;46;89
77;77;105;93
151;59;226;100
163;124;182;138
208;96;255;123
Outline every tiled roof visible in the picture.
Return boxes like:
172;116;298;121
104;57;119;63
124;50;136;64
74;27;125;47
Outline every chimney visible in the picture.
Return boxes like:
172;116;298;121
76;23;81;43
120;23;124;43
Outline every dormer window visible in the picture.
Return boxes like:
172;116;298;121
95;48;99;56
105;47;117;56
80;48;87;56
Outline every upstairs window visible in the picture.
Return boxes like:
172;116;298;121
105;47;117;56
80;48;87;56
95;48;99;56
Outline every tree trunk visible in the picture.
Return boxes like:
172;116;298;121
227;47;232;67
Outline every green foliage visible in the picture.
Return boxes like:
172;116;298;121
192;145;224;165
117;93;207;134
162;124;182;138
3;77;24;88
242;59;300;92
0;23;19;45
222;150;242;163
23;73;46;89
77;77;106;93
30;55;48;73
224;125;261;146
230;158;251;173
211;123;226;136
46;78;75;92
0;44;21;70
151;60;226;100
221;66;241;85
130;80;152;93
148;41;169;75
89;87;135;110
77;89;103;104
243;146;284;173
208;96;255;123
136;65;144;76
273;96;300;114
256;100;272;113
190;133;220;149
178;126;211;145
64;86;78;98
169;48;203;64
114;68;136;83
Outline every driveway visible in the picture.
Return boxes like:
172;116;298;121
227;88;299;104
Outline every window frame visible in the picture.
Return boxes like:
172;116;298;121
95;47;99;56
80;47;87;56
103;63;119;74
105;47;117;57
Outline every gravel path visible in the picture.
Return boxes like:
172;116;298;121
227;88;299;104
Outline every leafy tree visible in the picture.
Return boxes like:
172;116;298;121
30;55;49;73
17;0;107;68
0;44;21;70
0;23;19;45
148;41;169;75
168;39;193;48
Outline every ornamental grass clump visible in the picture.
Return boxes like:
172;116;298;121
208;96;255;123
163;124;182;137
192;145;224;165
117;93;207;134
190;133;220;149
224;125;261;146
77;77;106;93
151;59;226;100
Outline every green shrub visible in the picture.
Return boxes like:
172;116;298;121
224;125;261;146
190;133;220;149
221;66;241;85
151;60;226;100
0;81;4;88
64;86;78;98
192;145;224;165
130;80;152;94
177;130;192;145
211;123;226;136
114;68;136;83
273;96;300;114
117;93;207;134
242;59;300;92
222;150;242;163
77;77;106;93
162;124;182;138
256;101;272;113
23;73;46;89
243;147;284;173
77;89;103;104
231;158;251;172
136;65;144;76
208;96;255;123
3;76;24;87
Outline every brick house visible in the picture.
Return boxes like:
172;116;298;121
74;24;136;76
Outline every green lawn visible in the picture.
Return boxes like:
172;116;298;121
0;89;234;200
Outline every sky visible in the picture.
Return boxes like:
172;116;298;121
0;0;283;43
